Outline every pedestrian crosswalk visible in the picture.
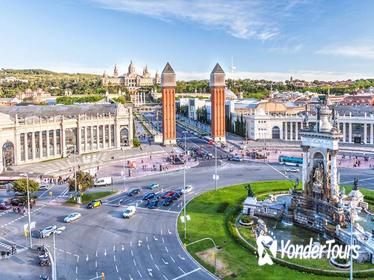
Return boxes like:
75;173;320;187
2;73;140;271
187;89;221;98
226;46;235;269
0;241;12;251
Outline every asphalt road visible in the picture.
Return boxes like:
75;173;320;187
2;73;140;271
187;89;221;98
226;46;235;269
1;157;374;279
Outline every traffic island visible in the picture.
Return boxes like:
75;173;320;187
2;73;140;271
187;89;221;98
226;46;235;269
65;190;116;205
177;181;374;280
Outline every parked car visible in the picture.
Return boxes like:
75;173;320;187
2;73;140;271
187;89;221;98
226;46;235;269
87;200;102;209
39;225;57;238
161;191;175;199
127;188;141;196
122;206;136;218
161;196;173;206
10;198;26;206
0;203;10;210
147;197;159;209
146;183;160;190
171;191;181;200
94;177;112;187
181;185;193;194
142;192;156;201
64;212;81;223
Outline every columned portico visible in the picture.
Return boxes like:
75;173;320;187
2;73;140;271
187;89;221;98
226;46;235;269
0;104;133;171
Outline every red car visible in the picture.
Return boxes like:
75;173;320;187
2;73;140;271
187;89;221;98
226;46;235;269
0;204;10;210
161;191;175;199
208;140;215;145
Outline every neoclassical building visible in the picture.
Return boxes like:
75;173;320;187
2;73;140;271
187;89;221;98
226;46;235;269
0;104;133;172
102;61;160;91
239;105;374;144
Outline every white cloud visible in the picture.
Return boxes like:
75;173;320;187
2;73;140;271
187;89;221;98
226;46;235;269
269;43;303;54
90;0;306;40
317;44;374;60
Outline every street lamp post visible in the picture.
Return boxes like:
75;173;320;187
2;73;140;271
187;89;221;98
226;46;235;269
26;173;32;249
21;172;33;249
183;131;187;239
53;231;57;280
349;202;360;280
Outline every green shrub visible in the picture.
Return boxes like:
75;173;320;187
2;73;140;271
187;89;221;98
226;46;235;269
216;202;229;213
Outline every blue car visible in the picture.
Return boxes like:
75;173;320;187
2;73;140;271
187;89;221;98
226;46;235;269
147;197;159;208
162;196;173;206
142;192;156;201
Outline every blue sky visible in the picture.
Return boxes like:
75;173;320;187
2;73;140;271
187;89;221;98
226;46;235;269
0;0;374;81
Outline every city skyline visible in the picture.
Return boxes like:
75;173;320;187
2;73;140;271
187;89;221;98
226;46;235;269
1;0;374;81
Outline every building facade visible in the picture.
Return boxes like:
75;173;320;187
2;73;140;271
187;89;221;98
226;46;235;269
102;62;160;91
0;104;133;172
240;105;374;144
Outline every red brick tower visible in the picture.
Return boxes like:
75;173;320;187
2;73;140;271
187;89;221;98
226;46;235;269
210;63;226;142
161;62;176;145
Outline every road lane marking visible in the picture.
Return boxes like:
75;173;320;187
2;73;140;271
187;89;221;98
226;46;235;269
150;252;154;260
153;236;158;241
128;274;133;280
165;246;169;253
95;261;97;268
162;275;168;280
116;265;119;273
147;244;150;251
122;244;125;251
178;254;185;261
104;249;107;256
154;264;160;271
162;238;165;243
170;268;201;280
131;249;134;256
133;259;137;266
178;266;185;274
162;257;169;265
147;268;153;277
114;255;116;262
170;256;175;263
137;270;143;278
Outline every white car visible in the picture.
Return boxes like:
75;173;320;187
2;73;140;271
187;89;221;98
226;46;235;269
123;206;136;218
286;168;299;173
181;185;193;193
64;212;82;223
40;225;57;238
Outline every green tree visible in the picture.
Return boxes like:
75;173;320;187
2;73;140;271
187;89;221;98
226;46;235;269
133;137;141;147
12;178;39;193
68;171;94;193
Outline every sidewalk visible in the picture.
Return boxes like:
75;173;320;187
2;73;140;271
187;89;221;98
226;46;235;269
9;145;168;177
0;248;50;280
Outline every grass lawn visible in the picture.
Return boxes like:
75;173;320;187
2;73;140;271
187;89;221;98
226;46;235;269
66;190;116;204
178;180;374;280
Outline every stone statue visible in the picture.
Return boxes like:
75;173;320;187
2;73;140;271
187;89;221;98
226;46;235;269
313;162;324;184
353;177;359;191
245;184;254;197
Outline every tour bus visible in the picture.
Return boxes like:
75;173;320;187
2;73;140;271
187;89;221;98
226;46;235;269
278;155;303;166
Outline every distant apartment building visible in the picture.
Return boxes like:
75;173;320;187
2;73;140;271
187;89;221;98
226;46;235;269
102;62;160;92
340;94;374;106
